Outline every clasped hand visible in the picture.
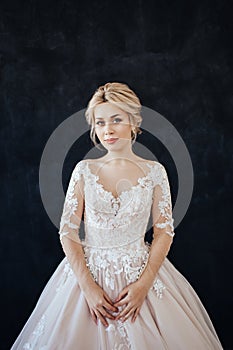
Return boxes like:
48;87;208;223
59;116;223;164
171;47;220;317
83;280;149;327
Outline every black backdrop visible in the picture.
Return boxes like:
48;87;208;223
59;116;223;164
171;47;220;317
1;1;232;349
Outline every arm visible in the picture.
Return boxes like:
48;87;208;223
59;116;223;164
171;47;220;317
136;163;175;290
58;161;118;326
59;161;94;290
114;163;175;323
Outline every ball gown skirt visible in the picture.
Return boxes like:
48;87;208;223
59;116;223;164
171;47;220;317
10;160;224;349
10;241;223;350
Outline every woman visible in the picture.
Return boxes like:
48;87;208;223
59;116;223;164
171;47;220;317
11;82;223;349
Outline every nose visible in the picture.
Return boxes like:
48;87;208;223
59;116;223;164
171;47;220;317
104;121;114;135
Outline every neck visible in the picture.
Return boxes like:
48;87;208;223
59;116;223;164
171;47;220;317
102;146;138;164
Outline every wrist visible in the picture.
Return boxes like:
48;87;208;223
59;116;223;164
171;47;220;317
137;268;156;291
136;275;152;293
79;274;97;293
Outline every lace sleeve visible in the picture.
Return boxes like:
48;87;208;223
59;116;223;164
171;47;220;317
58;161;85;244
151;163;175;238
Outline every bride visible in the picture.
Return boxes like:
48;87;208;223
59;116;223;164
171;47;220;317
11;82;223;349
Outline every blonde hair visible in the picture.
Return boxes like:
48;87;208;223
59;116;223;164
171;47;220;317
85;82;143;146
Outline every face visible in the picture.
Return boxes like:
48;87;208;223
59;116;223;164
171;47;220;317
94;102;133;150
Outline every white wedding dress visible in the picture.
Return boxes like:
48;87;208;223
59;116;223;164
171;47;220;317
11;160;223;349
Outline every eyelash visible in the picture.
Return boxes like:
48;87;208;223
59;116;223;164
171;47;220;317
96;118;122;126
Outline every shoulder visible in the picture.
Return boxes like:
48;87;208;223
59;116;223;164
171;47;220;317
73;158;101;176
147;161;169;185
143;159;165;171
72;159;88;176
79;158;100;166
136;159;167;179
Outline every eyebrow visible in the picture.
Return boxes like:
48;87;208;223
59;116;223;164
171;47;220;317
95;114;121;120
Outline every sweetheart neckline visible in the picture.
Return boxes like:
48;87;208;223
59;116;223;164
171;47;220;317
84;160;157;201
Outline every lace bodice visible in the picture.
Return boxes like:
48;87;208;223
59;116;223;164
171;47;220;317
58;159;175;248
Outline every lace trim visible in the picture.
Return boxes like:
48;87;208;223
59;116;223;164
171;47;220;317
58;161;84;238
85;160;158;201
106;319;132;349
23;314;47;350
154;165;175;237
56;262;74;293
58;160;175;246
83;246;166;299
153;278;166;298
56;252;166;301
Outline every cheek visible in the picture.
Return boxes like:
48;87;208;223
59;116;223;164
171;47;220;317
122;124;132;135
94;127;102;138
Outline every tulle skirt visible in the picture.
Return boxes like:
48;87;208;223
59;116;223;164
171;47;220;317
10;254;223;350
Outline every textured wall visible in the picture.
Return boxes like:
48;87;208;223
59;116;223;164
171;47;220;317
1;1;232;349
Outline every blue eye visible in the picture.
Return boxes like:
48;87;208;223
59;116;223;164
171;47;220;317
96;121;104;126
113;118;122;123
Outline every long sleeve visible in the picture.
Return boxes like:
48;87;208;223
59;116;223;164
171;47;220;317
151;163;175;239
137;163;175;288
58;161;95;289
58;161;85;244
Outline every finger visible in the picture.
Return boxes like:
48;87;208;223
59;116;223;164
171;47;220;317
103;299;119;313
100;306;116;320
95;309;109;327
121;308;135;322
90;309;98;325
103;292;115;306
115;305;132;320
114;288;128;303
114;296;129;307
131;308;140;323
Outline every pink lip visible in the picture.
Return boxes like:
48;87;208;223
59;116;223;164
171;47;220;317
105;138;118;144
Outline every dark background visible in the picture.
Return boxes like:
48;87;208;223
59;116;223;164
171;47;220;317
1;0;232;349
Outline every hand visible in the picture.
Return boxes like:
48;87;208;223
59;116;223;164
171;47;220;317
113;280;150;323
82;281;119;327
